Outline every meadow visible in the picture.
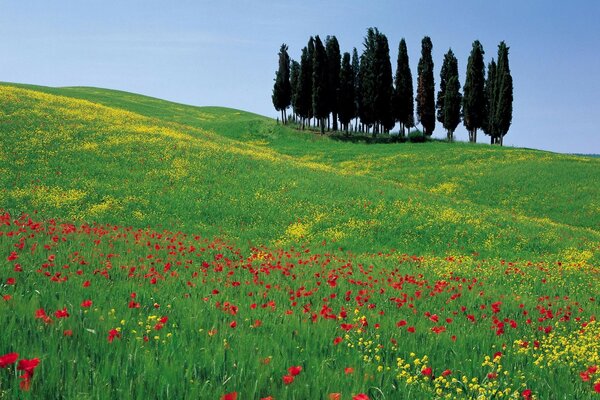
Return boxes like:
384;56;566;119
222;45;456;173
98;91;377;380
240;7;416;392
1;83;599;399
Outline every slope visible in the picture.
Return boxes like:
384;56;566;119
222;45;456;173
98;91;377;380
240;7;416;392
0;83;598;264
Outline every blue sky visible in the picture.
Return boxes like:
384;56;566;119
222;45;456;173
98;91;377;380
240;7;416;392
1;0;599;153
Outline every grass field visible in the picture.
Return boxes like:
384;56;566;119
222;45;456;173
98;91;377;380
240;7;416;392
1;83;599;399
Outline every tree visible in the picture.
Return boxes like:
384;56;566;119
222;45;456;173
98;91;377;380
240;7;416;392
393;38;414;138
290;59;300;122
325;36;341;131
358;28;377;131
296;38;314;129
463;40;486;142
338;52;356;134
437;49;462;141
482;59;497;142
312;35;329;134
416;36;435;137
374;31;394;133
351;48;360;131
493;41;513;146
272;44;291;124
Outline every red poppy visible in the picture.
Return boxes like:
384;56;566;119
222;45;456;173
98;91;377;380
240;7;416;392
2;295;11;301
63;330;73;337
81;300;92;308
83;280;91;287
407;326;415;333
108;328;121;343
442;369;452;377
17;358;40;391
521;389;532;399
421;366;432;376
6;277;15;285
345;367;354;375
54;308;69;318
594;383;600;393
221;392;237;400
260;397;274;400
0;352;19;368
282;375;294;385
333;336;343;345
353;394;370;400
288;365;302;376
329;394;341;400
229;321;237;328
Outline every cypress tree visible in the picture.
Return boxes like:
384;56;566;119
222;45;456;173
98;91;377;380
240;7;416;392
483;59;497;142
437;49;462;141
393;38;414;137
290;59;300;123
463;40;486;142
325;36;341;131
312;35;329;135
296;38;314;129
494;41;513;146
358;28;378;132
272;43;292;124
351;48;360;131
374;31;394;133
338;52;356;134
416;36;435;137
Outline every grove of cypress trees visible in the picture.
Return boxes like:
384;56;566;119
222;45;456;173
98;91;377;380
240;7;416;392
463;40;486;142
493;41;513;146
272;43;292;124
393;38;414;138
338;52;356;134
437;49;462;141
312;35;329;134
325;36;341;131
416;36;435;137
290;59;300;123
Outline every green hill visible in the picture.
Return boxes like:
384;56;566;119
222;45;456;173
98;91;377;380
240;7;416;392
1;82;599;263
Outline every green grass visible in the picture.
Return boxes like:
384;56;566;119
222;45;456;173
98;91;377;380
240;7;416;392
1;82;599;399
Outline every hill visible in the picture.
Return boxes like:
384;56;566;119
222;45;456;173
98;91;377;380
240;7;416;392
1;82;600;399
1;82;598;263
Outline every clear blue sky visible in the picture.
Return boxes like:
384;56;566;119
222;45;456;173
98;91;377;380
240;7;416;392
1;0;599;153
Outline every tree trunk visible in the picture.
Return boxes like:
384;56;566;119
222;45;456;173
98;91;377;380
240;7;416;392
320;118;325;135
500;136;503;146
332;113;338;131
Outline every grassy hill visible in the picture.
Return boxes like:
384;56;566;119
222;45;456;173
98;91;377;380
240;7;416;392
1;82;600;399
1;82;598;263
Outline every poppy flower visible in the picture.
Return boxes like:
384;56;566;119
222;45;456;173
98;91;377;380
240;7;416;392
260;397;274;400
407;326;415;333
54;308;69;318
594;383;600;393
229;321;237;328
521;389;532;399
17;358;40;391
221;392;237;400
329;394;341;400
108;328;121;343
6;277;15;285
282;375;294;385
288;365;302;376
421;366;432;376
442;369;452;377
333;336;343;345
353;394;370;400
81;300;92;308
63;329;73;337
0;352;19;368
345;367;354;375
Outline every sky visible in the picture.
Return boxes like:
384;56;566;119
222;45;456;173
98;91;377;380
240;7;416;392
1;0;599;154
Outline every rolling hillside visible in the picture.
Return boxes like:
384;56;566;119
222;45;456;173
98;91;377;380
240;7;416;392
1;82;599;263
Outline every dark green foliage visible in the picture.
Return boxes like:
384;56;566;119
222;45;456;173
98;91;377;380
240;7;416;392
351;48;360;130
494;42;513;145
463;40;486;142
325;36;341;131
393;38;414;137
437;49;462;141
374;31;395;132
272;43;292;123
338;52;356;133
312;35;329;134
296;38;314;129
416;36;435;136
483;59;497;141
289;60;300;121
358;28;377;129
358;28;394;135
